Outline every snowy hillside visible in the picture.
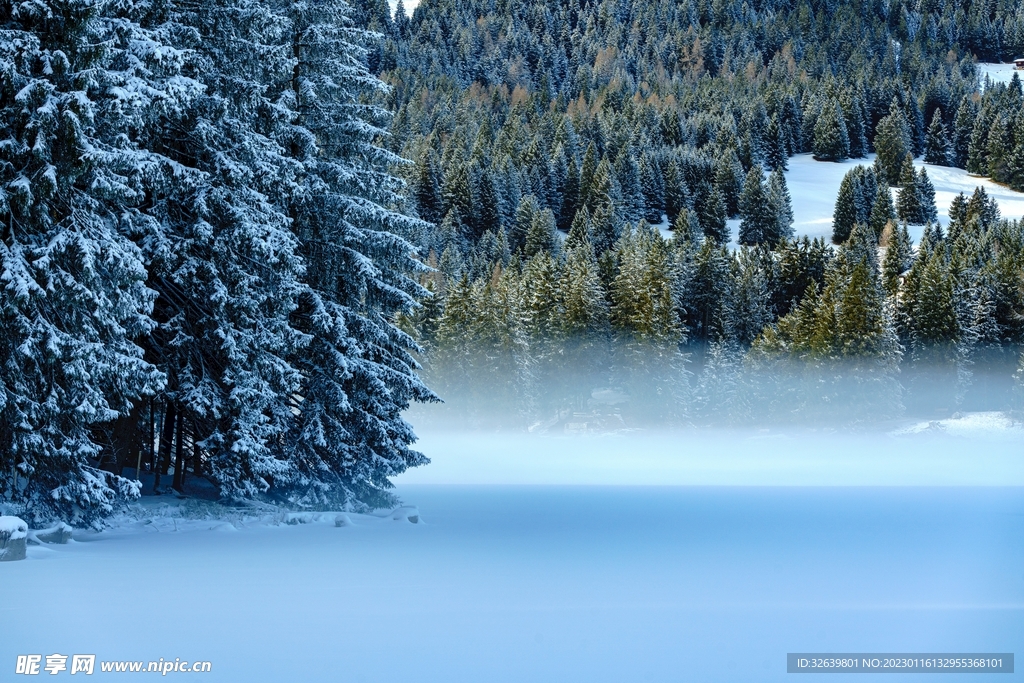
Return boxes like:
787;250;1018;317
977;62;1023;87
735;154;1024;246
389;0;419;15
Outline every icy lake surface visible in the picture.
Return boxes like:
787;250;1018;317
4;423;1024;682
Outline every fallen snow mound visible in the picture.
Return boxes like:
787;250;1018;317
82;499;425;538
892;411;1022;439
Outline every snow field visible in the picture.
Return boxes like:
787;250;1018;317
652;153;1024;247
396;416;1024;487
2;485;1021;682
758;154;1024;246
978;62;1023;88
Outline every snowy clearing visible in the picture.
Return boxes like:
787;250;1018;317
747;153;1024;246
978;62;1022;88
3;485;1021;682
390;0;419;15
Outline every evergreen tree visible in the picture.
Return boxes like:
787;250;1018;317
414;150;444;224
524;207;558;258
951;97;976;169
731;249;773;346
768;168;795;243
663;159;688;226
924;109;951;166
609;224;687;422
812;100;851;162
715;151;745;218
0;0;181;521
559;155;581;232
881;222;913;296
764;115;789;171
874;102;912;185
916;168;939;224
738;166;775;245
868;185;897;239
896;155;923;224
278;0;436;508
832;170;860;244
699;187;730;244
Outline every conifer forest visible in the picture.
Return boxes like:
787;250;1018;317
4;0;1024;523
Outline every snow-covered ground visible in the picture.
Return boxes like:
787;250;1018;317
398;416;1024;487
4;416;1023;682
390;0;419;16
750;154;1024;246
978;62;1022;88
652;154;1024;247
3;482;1021;682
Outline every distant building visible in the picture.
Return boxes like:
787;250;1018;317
1015;58;1024;70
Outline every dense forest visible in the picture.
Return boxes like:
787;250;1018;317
3;0;1024;523
0;0;435;522
341;0;1024;427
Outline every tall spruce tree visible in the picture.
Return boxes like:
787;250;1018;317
924;109;951;166
278;0;436;508
738;165;775;245
812;100;851;162
767;168;794;242
0;0;185;521
874;102;912;185
896;155;923;224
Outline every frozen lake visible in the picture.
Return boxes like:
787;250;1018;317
3;479;1022;680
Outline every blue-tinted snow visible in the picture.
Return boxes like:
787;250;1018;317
3;422;1023;681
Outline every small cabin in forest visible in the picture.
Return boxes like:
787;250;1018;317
1015;58;1024;70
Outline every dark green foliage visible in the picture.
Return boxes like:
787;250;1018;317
924;109;951;166
812;100;851;162
832;166;878;244
874;102;913;185
896;155;923;224
739;166;775;246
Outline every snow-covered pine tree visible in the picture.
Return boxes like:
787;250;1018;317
950;97;976;169
869;184;896;239
278;0;436;509
615;149;644;224
730;248;773;346
524;207;558;258
767;168;794;243
137;0;315;502
414;149;444;224
924;109;951;166
764;115;788;171
639;153;664;224
832;169;861;244
558;236;610;408
812;99;850;162
0;0;197;522
609;224;687;422
874;101;912;185
662;158;688;227
881;221;913;296
896;155;923;224
699;187;729;244
715;151;745;218
916;168;939;224
738;165;775;245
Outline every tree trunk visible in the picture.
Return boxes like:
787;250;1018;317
154;402;176;492
192;420;202;477
148;399;155;473
172;409;185;493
